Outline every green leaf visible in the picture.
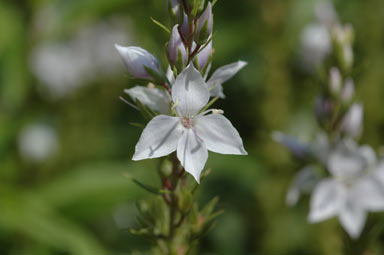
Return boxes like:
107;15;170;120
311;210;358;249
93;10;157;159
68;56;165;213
0;193;106;255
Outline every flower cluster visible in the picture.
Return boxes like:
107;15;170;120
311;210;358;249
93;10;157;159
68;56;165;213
115;1;247;182
274;3;384;239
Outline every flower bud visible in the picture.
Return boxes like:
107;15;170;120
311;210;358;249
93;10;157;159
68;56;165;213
194;41;213;71
177;189;193;213
315;95;333;125
342;44;354;71
168;25;188;70
329;67;342;94
332;25;354;71
341;78;355;103
115;45;161;80
272;131;312;160
180;12;191;39
194;2;213;45
167;0;183;25
341;103;363;138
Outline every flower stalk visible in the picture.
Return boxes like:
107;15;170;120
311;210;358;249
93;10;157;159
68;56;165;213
274;3;384;252
115;0;247;254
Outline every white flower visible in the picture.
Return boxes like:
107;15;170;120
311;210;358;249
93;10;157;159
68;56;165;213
115;45;161;80
166;60;247;99
132;64;247;182
309;141;384;239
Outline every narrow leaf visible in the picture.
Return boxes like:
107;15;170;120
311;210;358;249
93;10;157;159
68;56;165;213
150;17;170;34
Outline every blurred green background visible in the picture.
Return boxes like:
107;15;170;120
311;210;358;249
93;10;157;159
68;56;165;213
1;0;384;254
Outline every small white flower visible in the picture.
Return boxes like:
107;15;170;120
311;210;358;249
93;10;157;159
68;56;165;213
115;45;160;80
309;141;384;239
132;64;247;182
124;86;171;114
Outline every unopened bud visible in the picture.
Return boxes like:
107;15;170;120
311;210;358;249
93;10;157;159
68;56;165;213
167;0;184;25
180;12;191;39
177;189;193;213
332;25;354;71
272;131;312;160
341;103;363;138
342;44;354;71
168;25;187;71
341;78;355;103
329;67;342;94
194;2;213;45
159;159;173;177
194;41;213;71
115;44;161;80
315;95;333;125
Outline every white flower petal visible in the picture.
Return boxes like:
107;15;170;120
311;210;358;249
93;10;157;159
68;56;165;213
327;142;364;179
359;145;377;167
286;166;319;206
339;196;367;239
374;161;384;185
125;86;171;114
309;179;344;223
133;115;183;160
172;64;209;116
177;129;208;183
354;176;384;212
207;60;247;98
196;114;247;155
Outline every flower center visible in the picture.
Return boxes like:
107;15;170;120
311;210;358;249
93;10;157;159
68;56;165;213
181;117;194;129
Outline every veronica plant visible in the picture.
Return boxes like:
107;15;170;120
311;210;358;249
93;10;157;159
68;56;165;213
274;2;384;245
115;1;247;253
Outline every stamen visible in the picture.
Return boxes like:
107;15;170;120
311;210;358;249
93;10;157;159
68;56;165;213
199;108;224;116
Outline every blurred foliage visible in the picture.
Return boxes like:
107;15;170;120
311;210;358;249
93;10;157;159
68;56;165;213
1;0;384;254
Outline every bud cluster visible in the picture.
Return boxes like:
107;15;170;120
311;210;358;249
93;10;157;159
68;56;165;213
167;0;213;74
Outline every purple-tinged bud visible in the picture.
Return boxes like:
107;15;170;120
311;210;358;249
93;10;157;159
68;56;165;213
195;2;213;45
115;44;161;80
167;0;183;25
329;67;342;94
180;12;191;39
194;41;213;71
272;131;312;160
168;25;187;70
341;103;363;138
341;78;355;103
315;95;333;125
